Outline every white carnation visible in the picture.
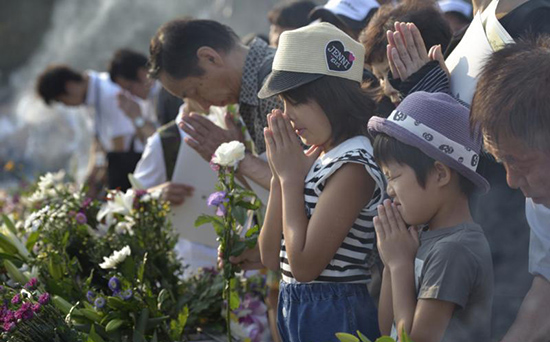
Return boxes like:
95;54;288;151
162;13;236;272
212;141;246;167
99;245;131;269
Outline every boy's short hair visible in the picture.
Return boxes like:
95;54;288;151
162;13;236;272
373;133;476;196
268;1;316;29
282;76;377;146
361;2;451;65
36;65;83;105
471;35;550;151
149;19;240;80
109;48;148;83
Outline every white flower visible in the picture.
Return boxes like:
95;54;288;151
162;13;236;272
99;246;131;269
115;217;135;236
212;141;246;167
97;189;135;222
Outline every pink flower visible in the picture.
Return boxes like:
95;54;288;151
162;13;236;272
3;321;15;332
38;293;50;305
25;278;38;290
11;294;20;305
31;303;41;313
210;155;220;172
3;310;14;323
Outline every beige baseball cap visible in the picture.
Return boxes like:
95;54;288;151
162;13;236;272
258;22;365;99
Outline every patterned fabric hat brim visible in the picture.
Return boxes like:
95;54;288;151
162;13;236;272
258;70;324;99
368;116;490;194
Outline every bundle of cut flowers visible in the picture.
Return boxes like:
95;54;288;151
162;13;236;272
0;278;83;342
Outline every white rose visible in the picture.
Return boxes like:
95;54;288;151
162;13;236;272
212;141;246;167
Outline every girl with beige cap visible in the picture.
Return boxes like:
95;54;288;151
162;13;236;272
257;22;385;341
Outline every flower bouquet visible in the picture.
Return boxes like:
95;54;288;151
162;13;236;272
195;141;262;341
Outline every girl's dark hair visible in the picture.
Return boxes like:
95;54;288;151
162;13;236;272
281;76;377;146
268;1;316;28
373;133;475;196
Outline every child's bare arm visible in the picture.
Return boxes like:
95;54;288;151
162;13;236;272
281;163;375;282
378;267;394;335
375;201;455;341
258;178;283;271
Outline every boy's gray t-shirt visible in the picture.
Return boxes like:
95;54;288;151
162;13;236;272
415;222;494;342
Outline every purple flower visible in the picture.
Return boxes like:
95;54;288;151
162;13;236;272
94;297;106;309
75;212;87;224
86;291;96;303
38;293;50;305
31;303;41;313
15;303;33;321
0;286;4;293
82;197;92;208
207;191;228;207
207;191;228;217
24;278;38;290
3;321;15;332
121;289;133;301
108;277;121;293
216;205;227;216
3;310;14;323
11;294;20;305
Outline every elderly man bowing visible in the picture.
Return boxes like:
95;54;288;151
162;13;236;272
148;18;282;191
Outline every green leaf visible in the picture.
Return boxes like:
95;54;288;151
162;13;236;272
87;325;106;342
230;240;247;258
80;308;102;323
400;328;412;342
105;318;126;332
138;253;148;283
235;200;260;210
169;306;189;341
0;233;18;255
335;333;360;342
194;215;216;227
120;256;136;279
245;225;259;238
106;296;129;311
150;331;158;342
0;252;22;263
229;290;240;311
146;316;170;331
133;330;147;342
357;330;372;342
48;257;63;280
374;337;397;342
2;215;17;235
136;308;149;336
4;259;28;284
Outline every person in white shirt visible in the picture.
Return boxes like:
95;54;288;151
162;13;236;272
470;36;550;342
133;100;226;276
108;48;160;143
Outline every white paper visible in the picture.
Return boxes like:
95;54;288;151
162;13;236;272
170;141;221;248
445;12;493;105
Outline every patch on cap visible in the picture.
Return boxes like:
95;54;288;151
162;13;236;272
326;40;356;72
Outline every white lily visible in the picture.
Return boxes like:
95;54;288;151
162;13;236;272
97;189;135;222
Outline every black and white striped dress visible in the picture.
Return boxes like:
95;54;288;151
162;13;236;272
280;136;386;284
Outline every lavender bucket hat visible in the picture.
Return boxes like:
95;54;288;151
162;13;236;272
368;91;490;193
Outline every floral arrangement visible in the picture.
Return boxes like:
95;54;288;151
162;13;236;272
196;141;262;342
0;170;271;341
0;278;83;342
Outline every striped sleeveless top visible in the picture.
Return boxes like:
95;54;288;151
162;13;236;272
280;136;386;284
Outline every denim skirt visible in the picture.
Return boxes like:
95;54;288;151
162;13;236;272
277;281;380;342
